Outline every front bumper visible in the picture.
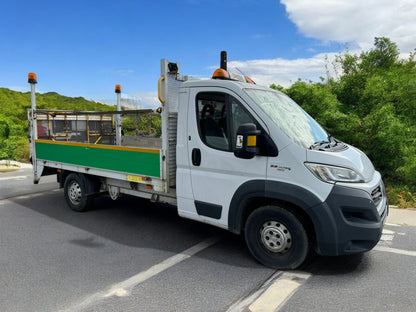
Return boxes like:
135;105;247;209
307;182;388;256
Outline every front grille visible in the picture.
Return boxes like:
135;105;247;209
371;185;383;207
380;205;387;221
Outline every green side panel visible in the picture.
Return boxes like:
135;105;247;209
35;142;161;178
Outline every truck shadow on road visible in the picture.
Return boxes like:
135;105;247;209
11;190;266;270
11;190;374;274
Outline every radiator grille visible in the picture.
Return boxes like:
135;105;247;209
371;185;383;208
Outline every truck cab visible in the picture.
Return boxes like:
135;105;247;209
175;65;388;269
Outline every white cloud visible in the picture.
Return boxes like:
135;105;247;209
6;85;50;94
281;0;416;53
99;91;159;109
5;86;30;93
130;91;159;108
228;1;416;88
228;53;338;87
122;91;159;109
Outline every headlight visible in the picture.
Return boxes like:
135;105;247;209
304;163;365;183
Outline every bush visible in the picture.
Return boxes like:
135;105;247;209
386;184;416;208
15;138;30;162
272;37;416;206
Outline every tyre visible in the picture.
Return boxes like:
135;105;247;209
63;173;93;212
244;205;310;269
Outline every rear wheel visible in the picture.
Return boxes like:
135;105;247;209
63;173;93;212
245;205;310;269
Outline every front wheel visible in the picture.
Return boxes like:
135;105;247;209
63;173;93;212
244;205;310;269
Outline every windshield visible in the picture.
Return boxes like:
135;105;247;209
244;89;328;148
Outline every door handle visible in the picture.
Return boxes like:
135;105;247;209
192;148;201;166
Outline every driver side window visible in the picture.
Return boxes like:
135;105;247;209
196;92;257;152
230;97;257;150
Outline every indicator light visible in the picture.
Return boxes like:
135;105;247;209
245;76;255;84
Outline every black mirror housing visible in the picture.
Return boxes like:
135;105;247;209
234;123;261;159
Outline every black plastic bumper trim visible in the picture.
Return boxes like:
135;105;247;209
308;184;387;256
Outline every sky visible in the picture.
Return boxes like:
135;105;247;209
1;0;416;108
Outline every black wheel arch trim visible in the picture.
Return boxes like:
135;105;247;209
228;180;325;234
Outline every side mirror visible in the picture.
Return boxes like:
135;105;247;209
234;123;261;159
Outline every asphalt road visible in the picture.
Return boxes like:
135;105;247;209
1;168;416;312
0;165;58;200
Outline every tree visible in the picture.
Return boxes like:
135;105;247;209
360;37;399;71
271;37;416;187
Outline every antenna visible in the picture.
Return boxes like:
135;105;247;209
234;67;245;75
220;51;227;70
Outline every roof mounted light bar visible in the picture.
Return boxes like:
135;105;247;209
213;51;231;80
212;51;255;84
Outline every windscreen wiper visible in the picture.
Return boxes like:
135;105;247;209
309;140;331;150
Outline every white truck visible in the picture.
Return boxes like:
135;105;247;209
27;52;388;269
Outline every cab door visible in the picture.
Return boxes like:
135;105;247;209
180;88;268;228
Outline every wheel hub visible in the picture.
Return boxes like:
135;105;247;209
68;181;82;205
260;221;292;253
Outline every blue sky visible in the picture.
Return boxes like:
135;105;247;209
1;0;415;107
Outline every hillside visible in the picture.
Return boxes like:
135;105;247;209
0;88;115;161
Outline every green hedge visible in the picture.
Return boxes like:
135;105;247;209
271;38;416;206
272;38;416;187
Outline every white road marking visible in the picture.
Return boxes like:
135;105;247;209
104;235;221;297
59;235;221;312
227;271;311;312
380;228;395;242
226;272;283;312
242;244;416;312
15;193;43;199
374;246;416;257
0;175;28;181
249;272;311;312
380;234;394;241
10;190;60;200
385;223;401;227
